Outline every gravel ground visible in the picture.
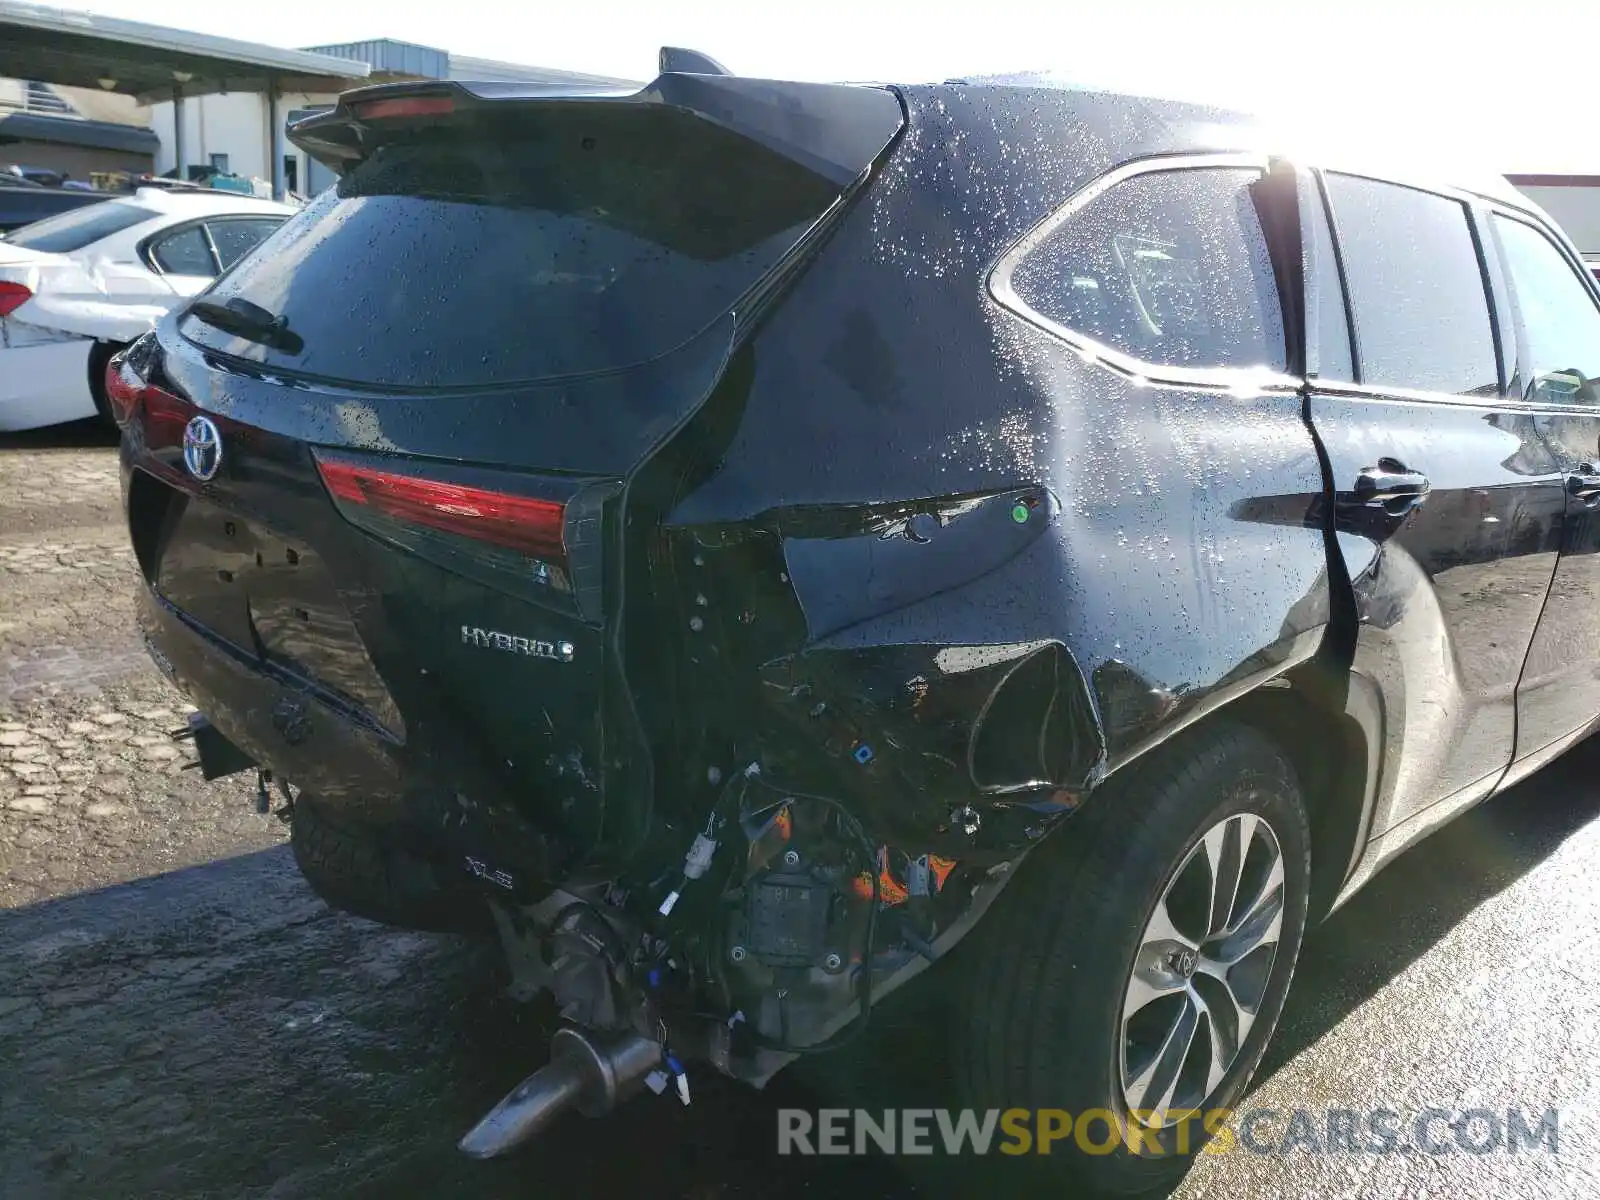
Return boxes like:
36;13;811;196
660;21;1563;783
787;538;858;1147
2;420;1598;1199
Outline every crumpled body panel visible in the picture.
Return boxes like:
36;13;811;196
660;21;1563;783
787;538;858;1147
663;86;1331;820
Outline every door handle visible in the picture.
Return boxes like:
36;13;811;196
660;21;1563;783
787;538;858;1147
1568;464;1600;505
1338;459;1431;516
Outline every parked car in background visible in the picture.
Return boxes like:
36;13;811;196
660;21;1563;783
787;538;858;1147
0;187;291;431
5;164;67;187
0;170;107;234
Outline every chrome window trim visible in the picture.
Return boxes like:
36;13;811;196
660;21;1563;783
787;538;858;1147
986;152;1301;393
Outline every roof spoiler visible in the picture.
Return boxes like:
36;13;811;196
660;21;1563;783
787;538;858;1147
659;46;730;75
291;74;905;190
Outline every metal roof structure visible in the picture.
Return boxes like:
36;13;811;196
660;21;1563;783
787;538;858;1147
0;110;157;154
0;1;370;103
302;39;638;90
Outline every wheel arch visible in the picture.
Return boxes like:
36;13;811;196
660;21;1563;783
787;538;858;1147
1073;655;1379;925
86;337;124;423
1139;665;1379;923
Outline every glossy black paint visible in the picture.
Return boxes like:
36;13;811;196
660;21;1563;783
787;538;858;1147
669;88;1331;787
1316;397;1564;828
122;70;1600;956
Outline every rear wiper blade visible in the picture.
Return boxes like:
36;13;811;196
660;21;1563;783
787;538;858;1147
187;297;303;354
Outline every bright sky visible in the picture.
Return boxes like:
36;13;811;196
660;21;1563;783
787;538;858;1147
71;0;1600;171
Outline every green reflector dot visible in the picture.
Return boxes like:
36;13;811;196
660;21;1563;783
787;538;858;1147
1012;503;1030;524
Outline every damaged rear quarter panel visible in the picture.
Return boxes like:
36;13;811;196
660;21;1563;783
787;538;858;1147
1;253;177;344
668;85;1332;803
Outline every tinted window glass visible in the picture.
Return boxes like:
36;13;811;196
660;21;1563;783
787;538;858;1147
1493;216;1600;405
1008;167;1286;372
180;119;839;388
151;227;216;276
206;217;285;271
1324;175;1498;396
3;200;158;252
1307;178;1354;380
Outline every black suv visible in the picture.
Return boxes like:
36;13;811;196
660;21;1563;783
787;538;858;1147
111;55;1600;1195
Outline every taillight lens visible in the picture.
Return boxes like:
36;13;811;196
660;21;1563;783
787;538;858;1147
104;350;144;425
0;281;31;318
352;94;455;121
105;341;188;432
318;454;569;572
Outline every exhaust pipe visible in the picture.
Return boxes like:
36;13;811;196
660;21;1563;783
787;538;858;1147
458;1027;662;1159
173;713;256;781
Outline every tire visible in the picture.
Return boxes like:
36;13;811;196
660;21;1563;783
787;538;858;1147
87;340;123;426
954;721;1311;1196
290;794;490;935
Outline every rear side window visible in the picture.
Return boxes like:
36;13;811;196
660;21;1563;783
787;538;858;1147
1305;176;1354;381
3;201;158;253
149;226;216;276
180;117;840;388
206;217;286;271
1323;175;1498;397
1005;167;1286;373
1492;216;1600;405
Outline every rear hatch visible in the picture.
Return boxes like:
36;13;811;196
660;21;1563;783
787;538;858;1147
130;73;903;862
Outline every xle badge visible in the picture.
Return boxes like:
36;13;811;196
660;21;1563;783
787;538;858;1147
461;625;575;662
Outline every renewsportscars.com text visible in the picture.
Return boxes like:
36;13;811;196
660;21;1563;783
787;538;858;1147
776;1106;1560;1157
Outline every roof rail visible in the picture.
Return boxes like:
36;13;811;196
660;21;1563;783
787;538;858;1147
659;46;730;75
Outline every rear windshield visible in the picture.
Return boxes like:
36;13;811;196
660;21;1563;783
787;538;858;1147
4;200;157;252
180;113;841;388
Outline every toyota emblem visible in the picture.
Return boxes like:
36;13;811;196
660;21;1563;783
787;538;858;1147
182;415;223;482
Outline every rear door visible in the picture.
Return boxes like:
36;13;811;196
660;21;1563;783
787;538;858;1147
1483;209;1600;757
1301;168;1565;834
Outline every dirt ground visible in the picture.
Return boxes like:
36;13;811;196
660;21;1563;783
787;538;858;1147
3;420;1598;1199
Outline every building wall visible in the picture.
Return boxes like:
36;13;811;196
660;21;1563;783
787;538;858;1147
1509;181;1600;256
148;90;331;193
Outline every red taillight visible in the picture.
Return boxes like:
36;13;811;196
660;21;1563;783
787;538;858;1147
0;281;31;318
317;459;566;562
105;346;188;432
104;351;144;425
352;95;456;121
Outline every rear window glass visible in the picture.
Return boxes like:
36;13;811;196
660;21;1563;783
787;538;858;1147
1007;167;1286;373
150;226;215;276
1323;174;1499;397
180;116;841;388
4;200;157;253
208;217;285;270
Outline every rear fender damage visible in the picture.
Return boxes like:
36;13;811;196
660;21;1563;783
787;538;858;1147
2;254;175;344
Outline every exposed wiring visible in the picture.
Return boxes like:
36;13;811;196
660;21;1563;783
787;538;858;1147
739;782;880;1056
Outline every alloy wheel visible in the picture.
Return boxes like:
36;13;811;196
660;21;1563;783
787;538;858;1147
1118;809;1286;1127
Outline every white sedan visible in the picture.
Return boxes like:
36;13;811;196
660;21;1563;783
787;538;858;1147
0;188;293;432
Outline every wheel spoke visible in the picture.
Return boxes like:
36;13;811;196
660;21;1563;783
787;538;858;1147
1124;992;1200;1116
1188;985;1240;1096
1124;958;1185;1021
1201;814;1253;938
1210;852;1285;964
1141;892;1198;952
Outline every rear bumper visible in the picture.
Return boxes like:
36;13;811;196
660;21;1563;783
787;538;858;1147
138;581;563;897
137;582;410;819
0;339;95;431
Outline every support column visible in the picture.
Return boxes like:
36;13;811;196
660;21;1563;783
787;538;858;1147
171;86;187;181
268;77;287;201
